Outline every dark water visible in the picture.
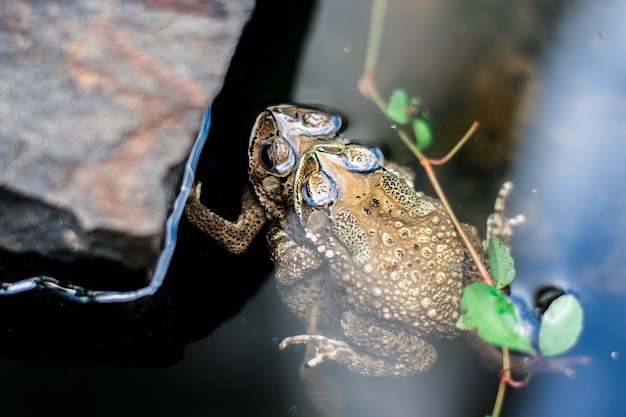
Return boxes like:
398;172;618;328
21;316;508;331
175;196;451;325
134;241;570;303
1;0;626;416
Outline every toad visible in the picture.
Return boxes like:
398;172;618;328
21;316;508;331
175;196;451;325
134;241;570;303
185;105;513;376
276;143;488;375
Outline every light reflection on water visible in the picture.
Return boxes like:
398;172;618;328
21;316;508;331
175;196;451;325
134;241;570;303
503;0;626;415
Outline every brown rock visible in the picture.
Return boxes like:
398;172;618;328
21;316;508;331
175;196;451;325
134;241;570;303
0;1;252;276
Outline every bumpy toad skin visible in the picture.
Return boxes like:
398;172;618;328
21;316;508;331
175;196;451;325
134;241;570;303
185;105;519;377
275;144;486;376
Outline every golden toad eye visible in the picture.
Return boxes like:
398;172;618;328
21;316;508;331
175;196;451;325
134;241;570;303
272;107;342;140
301;113;324;128
341;147;380;172
301;170;338;207
300;111;342;136
259;137;296;175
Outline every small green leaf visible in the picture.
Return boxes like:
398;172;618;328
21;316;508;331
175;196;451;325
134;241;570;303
538;294;584;357
409;96;423;106
412;118;433;150
488;235;516;289
387;89;409;124
457;282;534;354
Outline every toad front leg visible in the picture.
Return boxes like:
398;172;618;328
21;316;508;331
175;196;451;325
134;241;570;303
185;182;267;254
266;222;324;286
485;181;526;249
280;311;437;377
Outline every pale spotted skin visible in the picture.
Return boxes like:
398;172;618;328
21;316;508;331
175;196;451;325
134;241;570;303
185;105;519;377
278;144;487;376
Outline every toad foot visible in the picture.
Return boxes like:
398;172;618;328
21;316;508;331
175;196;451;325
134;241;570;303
279;335;354;369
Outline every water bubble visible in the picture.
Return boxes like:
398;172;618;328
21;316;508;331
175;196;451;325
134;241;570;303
343;45;351;52
271;337;279;344
531;189;539;194
611;351;619;360
240;318;247;326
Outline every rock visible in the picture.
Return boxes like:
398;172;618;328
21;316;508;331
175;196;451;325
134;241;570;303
0;1;253;281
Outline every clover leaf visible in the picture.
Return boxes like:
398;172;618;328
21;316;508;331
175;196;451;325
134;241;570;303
387;89;410;124
488;235;516;289
412;117;433;150
387;89;433;150
457;282;534;354
538;294;584;357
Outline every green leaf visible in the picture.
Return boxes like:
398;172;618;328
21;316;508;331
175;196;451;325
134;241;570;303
456;282;534;354
412;118;433;150
387;89;409;124
538;294;584;357
409;96;423;106
488;235;516;289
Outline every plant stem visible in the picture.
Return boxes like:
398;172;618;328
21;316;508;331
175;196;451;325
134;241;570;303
358;0;493;285
398;127;494;286
491;348;510;417
358;63;493;285
363;0;388;78
493;347;540;417
428;122;479;166
503;352;537;388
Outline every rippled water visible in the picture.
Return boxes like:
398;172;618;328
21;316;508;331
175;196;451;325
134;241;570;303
1;0;625;416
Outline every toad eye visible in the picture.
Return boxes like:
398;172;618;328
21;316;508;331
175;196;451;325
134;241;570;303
259;137;296;175
301;111;342;131
340;147;381;172
301;170;338;207
271;107;343;141
301;113;322;127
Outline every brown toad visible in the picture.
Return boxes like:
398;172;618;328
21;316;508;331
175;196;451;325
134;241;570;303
276;143;487;376
185;105;513;377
